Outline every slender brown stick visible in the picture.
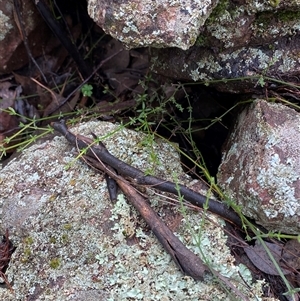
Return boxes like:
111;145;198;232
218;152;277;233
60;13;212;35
82;154;208;279
51;120;243;227
117;176;209;279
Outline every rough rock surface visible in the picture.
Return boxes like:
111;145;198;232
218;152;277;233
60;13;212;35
87;0;218;50
0;120;268;300
151;0;300;92
218;99;300;234
0;0;53;73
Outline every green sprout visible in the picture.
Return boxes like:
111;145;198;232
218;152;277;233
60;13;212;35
81;84;93;97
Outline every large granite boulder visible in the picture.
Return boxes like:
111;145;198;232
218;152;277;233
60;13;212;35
218;100;300;234
88;0;300;93
0;121;267;300
87;0;219;50
151;1;300;92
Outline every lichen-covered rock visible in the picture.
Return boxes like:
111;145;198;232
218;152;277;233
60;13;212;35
0;121;269;300
0;0;52;73
87;0;219;50
151;0;300;92
218;99;300;234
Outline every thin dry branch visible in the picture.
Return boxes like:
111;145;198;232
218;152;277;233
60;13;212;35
51;120;243;227
83;154;208;280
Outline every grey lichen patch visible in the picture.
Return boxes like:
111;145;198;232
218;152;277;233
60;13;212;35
87;0;219;50
186;45;297;83
0;10;13;41
190;53;223;81
179;212;267;297
206;1;300;50
218;100;300;234
0;121;271;300
151;0;300;92
251;10;300;41
255;118;300;219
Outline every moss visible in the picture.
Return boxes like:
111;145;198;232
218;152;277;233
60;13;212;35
206;0;230;25
277;10;300;22
195;35;209;47
20;247;32;263
63;223;72;230
21;237;34;263
49;258;61;269
268;44;275;50
48;194;57;201
49;237;57;244
255;10;300;28
269;0;281;8
61;234;69;244
23;236;33;245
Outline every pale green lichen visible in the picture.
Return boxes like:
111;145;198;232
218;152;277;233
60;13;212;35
252;10;300;40
0;10;13;41
187;44;295;82
0;121;273;300
88;0;219;50
218;100;300;234
188;54;222;81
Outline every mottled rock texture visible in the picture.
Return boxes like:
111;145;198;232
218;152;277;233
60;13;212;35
87;0;218;50
151;0;300;92
0;121;266;300
0;0;52;73
218;100;300;234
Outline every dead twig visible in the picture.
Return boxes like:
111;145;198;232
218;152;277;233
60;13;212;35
77;137;209;279
51;120;243;227
52;121;254;298
116;174;209;279
82;154;208;280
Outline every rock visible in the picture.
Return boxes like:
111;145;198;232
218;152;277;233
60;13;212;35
218;99;300;234
87;0;219;50
151;1;300;93
0;121;268;300
0;0;55;74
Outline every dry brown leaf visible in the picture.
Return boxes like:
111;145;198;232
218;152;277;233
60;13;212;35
42;90;79;118
281;239;300;270
0;229;15;291
101;39;130;70
30;78;78;118
244;240;291;275
104;69;143;96
14;72;38;97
